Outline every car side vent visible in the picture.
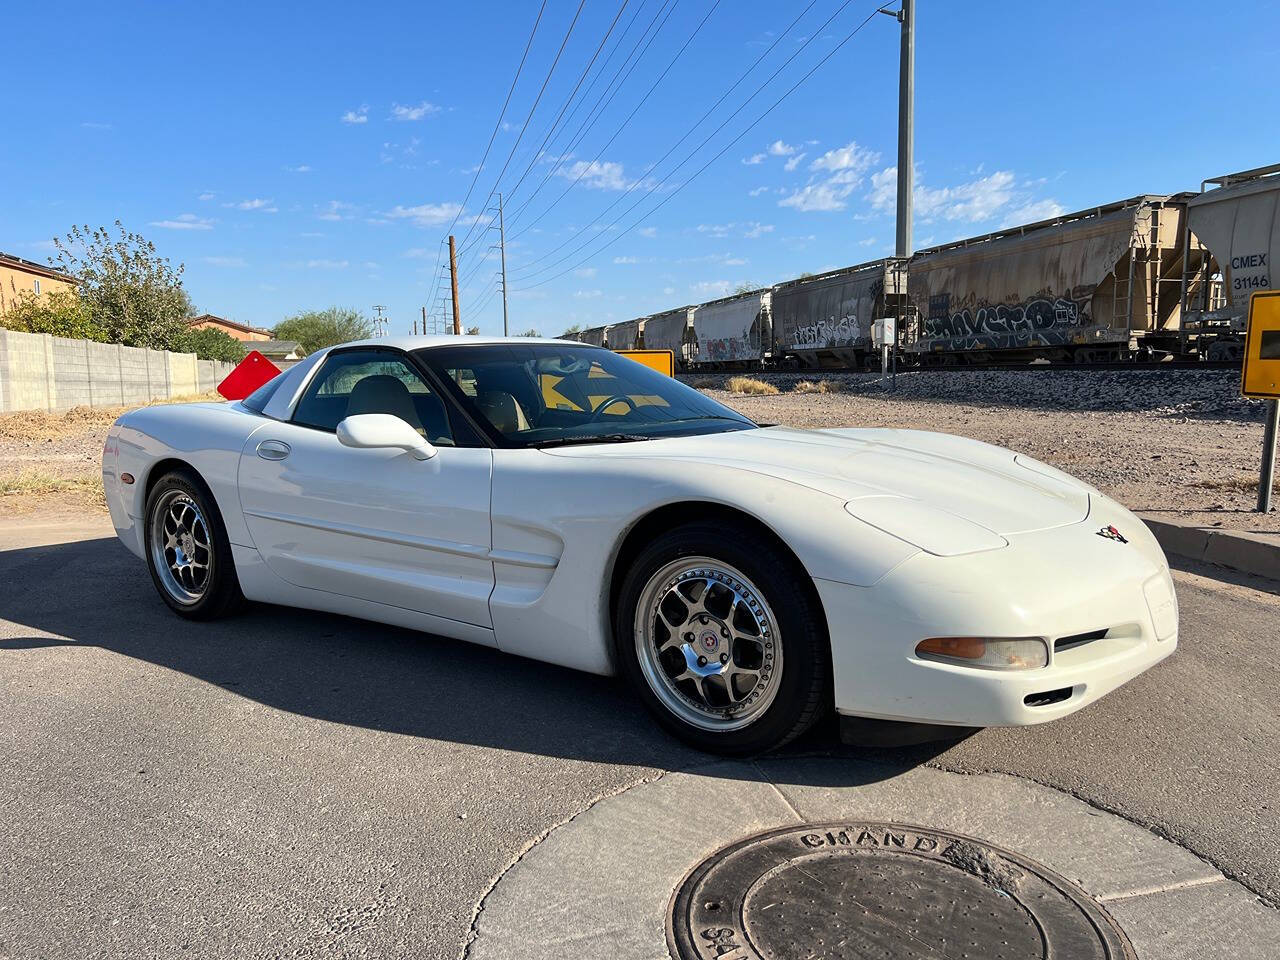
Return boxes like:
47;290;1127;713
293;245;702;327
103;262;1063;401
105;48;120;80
1024;687;1074;708
1054;629;1108;653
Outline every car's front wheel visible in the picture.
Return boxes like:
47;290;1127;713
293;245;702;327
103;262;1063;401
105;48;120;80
144;470;244;620
614;522;830;755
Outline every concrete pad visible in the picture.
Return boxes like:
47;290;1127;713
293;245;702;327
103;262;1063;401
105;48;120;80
464;762;798;960
1143;515;1280;582
467;758;1264;960
758;757;1220;900
1105;878;1280;960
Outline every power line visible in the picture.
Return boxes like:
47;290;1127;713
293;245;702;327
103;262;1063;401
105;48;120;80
426;1;550;316
506;0;694;236
508;0;824;280
513;3;883;292
451;0;590;260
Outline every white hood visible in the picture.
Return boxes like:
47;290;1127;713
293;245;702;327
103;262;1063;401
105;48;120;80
545;426;1091;554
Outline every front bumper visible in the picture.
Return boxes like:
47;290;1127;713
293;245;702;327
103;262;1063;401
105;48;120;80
817;512;1177;728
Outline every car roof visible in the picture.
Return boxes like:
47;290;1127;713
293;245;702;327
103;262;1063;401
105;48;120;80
339;335;599;351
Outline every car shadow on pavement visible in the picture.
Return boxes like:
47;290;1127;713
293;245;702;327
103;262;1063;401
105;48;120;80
0;536;962;785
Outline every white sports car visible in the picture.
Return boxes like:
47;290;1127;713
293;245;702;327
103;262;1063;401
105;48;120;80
102;337;1178;754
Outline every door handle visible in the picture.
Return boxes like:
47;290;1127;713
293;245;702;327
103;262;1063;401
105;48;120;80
256;439;291;461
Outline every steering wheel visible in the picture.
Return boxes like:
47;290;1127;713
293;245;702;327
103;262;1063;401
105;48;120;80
589;394;638;421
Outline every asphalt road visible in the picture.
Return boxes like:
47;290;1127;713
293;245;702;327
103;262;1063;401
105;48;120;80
1;517;1277;958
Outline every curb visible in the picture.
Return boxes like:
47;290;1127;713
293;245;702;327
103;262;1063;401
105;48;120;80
1142;516;1280;582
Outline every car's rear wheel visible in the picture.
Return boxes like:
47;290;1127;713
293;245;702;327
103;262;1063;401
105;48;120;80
144;470;244;620
614;522;829;755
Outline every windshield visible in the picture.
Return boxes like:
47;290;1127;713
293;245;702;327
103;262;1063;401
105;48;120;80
415;343;755;448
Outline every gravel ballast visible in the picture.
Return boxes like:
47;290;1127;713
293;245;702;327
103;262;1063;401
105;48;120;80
690;368;1280;537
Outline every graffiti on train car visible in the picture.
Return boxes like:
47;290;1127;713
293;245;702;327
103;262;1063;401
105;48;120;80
701;336;757;362
921;293;1090;348
792;314;861;349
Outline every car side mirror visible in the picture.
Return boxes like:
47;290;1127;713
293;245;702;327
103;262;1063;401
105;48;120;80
336;413;437;460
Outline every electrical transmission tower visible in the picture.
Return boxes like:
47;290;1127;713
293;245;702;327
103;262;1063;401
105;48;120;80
371;304;389;338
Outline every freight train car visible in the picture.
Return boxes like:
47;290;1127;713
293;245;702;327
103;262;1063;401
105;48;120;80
905;196;1204;363
772;259;908;369
1180;164;1280;361
579;325;610;348
641;306;696;370
606;317;644;351
690;288;773;368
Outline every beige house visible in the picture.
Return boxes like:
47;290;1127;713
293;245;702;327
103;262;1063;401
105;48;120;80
187;314;272;342
0;252;77;315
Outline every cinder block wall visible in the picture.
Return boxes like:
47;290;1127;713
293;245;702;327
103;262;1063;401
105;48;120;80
0;329;236;412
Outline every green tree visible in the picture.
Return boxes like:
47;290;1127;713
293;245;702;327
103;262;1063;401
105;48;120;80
515;328;540;337
1;289;103;340
172;326;247;363
49;222;194;349
465;325;481;336
561;323;583;336
273;307;372;353
732;281;761;295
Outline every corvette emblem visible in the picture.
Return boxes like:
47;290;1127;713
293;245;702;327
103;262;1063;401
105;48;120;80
1096;525;1128;544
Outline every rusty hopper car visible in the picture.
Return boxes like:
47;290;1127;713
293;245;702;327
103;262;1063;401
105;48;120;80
772;259;907;369
1180;164;1280;361
643;306;696;370
691;289;773;367
906;196;1199;363
607;317;645;351
579;325;610;347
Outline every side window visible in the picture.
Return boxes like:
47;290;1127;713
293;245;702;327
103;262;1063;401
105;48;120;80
292;350;454;445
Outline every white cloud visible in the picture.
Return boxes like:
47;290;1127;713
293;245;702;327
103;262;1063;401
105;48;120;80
390;101;440;121
810;141;879;174
558;159;631;191
741;153;766;166
638;226;658;238
697;223;732;238
224;198;278;213
613;256;639;264
316;200;356;221
768;140;797;157
285;164;311;173
340;106;369;124
573;289;603;299
307;259;349;269
197;192;215;202
202;255;246;267
858;236;878;247
385;201;462;226
868;166;898;213
743;222;774;239
784;153;806;172
779;181;857;212
748;186;768;197
1002;198;1066;226
149;214;213;231
574;267;597;278
692;280;732;297
662;286;676;295
403;247;435;259
723;258;747;266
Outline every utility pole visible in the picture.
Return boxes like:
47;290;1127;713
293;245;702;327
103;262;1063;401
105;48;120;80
371;304;388;338
886;0;914;259
448;235;462;336
420;306;427;337
498;192;510;337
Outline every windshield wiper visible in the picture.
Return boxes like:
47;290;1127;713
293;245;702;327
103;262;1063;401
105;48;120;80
530;433;656;449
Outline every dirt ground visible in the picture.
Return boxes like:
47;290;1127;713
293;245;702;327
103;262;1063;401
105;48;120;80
0;372;1275;537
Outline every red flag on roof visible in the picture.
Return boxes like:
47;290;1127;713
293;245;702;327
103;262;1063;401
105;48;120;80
217;350;282;401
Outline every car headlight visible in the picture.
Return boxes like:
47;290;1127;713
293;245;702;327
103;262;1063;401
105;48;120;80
915;636;1048;670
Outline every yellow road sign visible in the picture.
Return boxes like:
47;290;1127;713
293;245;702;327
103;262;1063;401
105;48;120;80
1243;290;1280;399
614;349;675;377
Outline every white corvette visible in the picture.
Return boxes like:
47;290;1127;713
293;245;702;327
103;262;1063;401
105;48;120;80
102;337;1177;754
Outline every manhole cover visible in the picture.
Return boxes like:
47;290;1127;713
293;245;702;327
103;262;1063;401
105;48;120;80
669;823;1134;960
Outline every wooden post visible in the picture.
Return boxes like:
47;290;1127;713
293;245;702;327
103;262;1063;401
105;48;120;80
449;234;462;336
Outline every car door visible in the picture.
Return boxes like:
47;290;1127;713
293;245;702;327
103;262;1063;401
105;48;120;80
236;347;494;629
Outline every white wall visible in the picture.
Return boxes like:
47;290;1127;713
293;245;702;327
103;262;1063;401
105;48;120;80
0;329;237;412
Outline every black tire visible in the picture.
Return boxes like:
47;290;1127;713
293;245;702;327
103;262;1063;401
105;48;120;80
143;469;245;620
613;521;830;755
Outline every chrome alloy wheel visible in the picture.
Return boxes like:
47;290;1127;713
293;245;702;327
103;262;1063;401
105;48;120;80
149;490;213;605
634;557;781;732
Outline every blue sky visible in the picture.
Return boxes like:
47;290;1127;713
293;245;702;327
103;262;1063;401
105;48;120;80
4;0;1279;337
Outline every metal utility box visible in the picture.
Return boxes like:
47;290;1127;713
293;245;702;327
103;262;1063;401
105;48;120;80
1243;291;1280;398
